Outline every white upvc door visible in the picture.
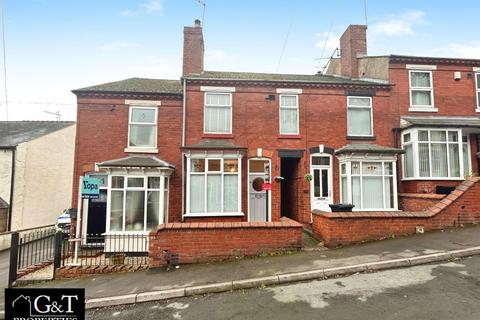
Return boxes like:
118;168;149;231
310;155;333;214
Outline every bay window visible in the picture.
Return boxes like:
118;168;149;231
204;92;232;134
409;70;434;109
402;129;470;179
128;106;157;148
340;160;396;210
187;157;242;216
279;94;299;135
347;96;373;136
108;175;168;232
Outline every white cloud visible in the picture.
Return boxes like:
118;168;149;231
99;42;141;52
430;41;480;59
315;32;340;57
132;56;178;79
206;50;226;61
370;10;426;37
120;0;163;16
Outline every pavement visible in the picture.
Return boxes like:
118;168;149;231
87;255;480;320
14;225;480;309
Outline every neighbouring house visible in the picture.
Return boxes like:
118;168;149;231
0;121;76;231
70;20;480;265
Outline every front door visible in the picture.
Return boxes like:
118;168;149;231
248;159;270;222
310;155;333;213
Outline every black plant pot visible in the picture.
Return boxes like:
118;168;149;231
329;203;355;212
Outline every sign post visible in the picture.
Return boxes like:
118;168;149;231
263;163;271;220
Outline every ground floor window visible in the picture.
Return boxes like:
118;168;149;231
187;157;242;216
402;128;470;179
108;175;169;232
340;160;396;210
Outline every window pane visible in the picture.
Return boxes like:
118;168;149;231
224;159;238;173
321;169;328;197
146;191;160;230
111;176;124;189
404;145;414;178
129;125;155;147
419;143;430;177
363;177;383;209
208;159;221;172
351;162;361;175
418;130;429;141
148;177;160;189
411;90;432;106
131;108;156;123
384;177;394;209
207;175;222;213
190;175;205;213
313;170;320;197
448;131;458;142
110;191;124;232
312;156;330;166
384;162;393;175
431;143;448;177
403;133;411;143
463;143;470;176
127;177;144;188
477;73;480;89
362;162;382;175
223;175;238;212
281;95;297;107
348;108;371;136
341;163;347;175
449;144;460;177
431;131;446;142
205;106;231;133
411;72;431;87
250;160;268;173
191;159;205;172
352;177;361;208
348;97;371;106
341;177;348;203
125;191;145;231
280;108;298;134
206;93;230;106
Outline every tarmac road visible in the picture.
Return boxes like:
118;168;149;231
87;255;480;320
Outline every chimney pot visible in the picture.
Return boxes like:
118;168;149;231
194;19;201;27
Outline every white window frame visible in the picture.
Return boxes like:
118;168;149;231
401;128;468;180
339;159;398;211
347;96;374;137
462;135;472;177
126;105;158;152
475;72;480;112
185;155;243;217
203;92;233;134
279;94;299;135
106;174;168;234
408;70;436;112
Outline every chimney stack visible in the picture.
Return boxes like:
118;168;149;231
183;19;204;76
339;25;367;78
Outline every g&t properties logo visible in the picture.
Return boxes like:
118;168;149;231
5;288;85;320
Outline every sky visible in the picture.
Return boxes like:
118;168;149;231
1;0;479;121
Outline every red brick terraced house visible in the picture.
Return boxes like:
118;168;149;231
71;20;480;259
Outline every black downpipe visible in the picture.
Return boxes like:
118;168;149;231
7;146;15;231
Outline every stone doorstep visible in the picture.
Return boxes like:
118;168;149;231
82;246;480;310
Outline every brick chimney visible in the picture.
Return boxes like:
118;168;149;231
339;25;367;78
183;19;204;76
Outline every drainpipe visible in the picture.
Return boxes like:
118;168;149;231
181;78;186;221
7;146;15;231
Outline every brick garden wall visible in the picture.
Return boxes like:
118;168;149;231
149;217;303;267
313;177;480;247
398;193;445;211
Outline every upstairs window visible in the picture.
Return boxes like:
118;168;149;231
409;70;434;108
204;92;232;134
128;106;157;148
347;96;373;136
476;73;480;109
279;95;299;135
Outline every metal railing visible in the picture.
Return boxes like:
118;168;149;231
61;233;149;267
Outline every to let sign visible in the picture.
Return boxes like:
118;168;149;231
81;177;100;199
261;183;272;191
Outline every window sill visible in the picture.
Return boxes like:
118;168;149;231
278;134;302;139
201;134;234;139
347;135;376;141
476;108;480;113
124;147;158;154
401;177;465;181
183;212;244;217
408;107;438;112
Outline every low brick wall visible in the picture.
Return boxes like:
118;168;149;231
399;193;445;211
149;217;303;268
313;177;480;248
